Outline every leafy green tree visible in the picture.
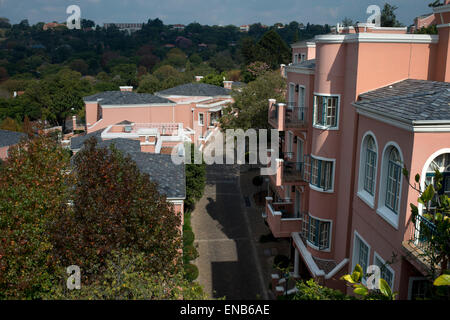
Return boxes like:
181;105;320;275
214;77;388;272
341;17;354;27
220;70;286;130
200;73;225;87
137;74;161;93
0;117;22;131
294;279;353;300
404;169;450;280
0;135;72;299
153;65;180;81
185;143;206;212
52;138;183;284
381;3;403;27
110;63;137;86
50;250;207;300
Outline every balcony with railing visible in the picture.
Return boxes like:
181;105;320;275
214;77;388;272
402;214;443;274
269;158;309;187
286;102;308;129
264;197;303;238
268;100;308;131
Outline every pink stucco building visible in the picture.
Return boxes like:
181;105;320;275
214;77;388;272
77;82;232;220
266;3;450;299
84;83;232;152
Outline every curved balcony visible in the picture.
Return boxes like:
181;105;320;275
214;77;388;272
265;197;303;238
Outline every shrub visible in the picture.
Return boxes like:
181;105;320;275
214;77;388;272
183;229;195;246
273;255;290;269
183;244;199;263
184;263;199;281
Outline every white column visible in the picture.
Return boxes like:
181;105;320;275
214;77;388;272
294;249;300;278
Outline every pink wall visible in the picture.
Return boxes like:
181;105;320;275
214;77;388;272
0;146;9;160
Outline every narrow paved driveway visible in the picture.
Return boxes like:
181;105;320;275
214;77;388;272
191;163;266;300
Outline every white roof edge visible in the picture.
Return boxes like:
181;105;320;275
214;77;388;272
315;33;439;44
291;41;316;48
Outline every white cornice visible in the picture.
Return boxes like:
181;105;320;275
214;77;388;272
315;33;439;44
291;41;316;49
285;66;315;75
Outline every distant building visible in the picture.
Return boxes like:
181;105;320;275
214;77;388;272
172;24;185;30
103;23;143;34
240;25;250;32
43;22;66;31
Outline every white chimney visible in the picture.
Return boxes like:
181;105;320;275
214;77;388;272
120;86;133;92
223;81;233;90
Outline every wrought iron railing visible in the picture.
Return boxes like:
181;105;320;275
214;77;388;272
408;214;438;255
286;103;308;128
283;161;304;182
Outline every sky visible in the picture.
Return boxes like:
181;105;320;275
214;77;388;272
0;0;432;27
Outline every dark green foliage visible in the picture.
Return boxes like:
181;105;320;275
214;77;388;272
294;279;353;300
185;144;206;211
273;255;290;269
220;71;286;130
381;3;403;27
52;138;183;283
184;263;199;282
183;229;195;246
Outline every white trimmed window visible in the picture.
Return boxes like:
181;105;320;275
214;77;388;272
198;113;204;126
377;144;403;229
364;137;377;195
310;157;334;191
385;148;402;213
353;232;370;277
313;95;339;129
294;54;299;63
358;134;378;207
307;216;331;250
374;253;394;289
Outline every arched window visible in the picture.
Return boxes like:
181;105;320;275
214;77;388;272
385;148;402;214
364;136;377;196
425;153;450;197
357;133;378;207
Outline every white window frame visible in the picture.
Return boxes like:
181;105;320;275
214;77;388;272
198;113;204;126
294;54;299;64
352;231;371;284
300;53;306;62
309;154;335;193
306;213;332;252
287;131;293;159
377;142;404;230
357;132;378;209
373;252;395;290
313;93;340;130
288;82;296;108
